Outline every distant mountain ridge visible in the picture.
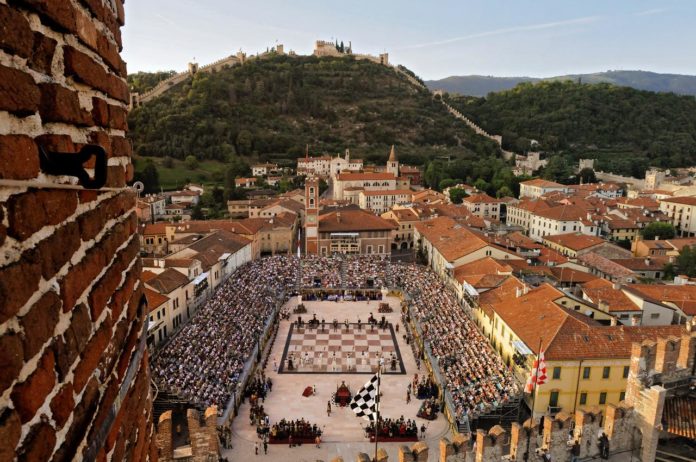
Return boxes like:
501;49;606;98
426;70;696;97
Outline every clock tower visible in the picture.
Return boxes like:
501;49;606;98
305;176;319;254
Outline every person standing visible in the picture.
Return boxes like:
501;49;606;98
263;437;268;455
327;400;332;416
315;435;321;448
406;389;411;404
255;442;259;455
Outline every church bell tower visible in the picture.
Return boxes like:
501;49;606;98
305;176;319;254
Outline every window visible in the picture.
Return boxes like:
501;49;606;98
549;390;560;408
599;392;607;405
366;245;373;254
583;367;591;379
602;367;610;379
619;391;626;401
579;392;587;405
552;367;561;380
623;366;630;378
650;313;660;319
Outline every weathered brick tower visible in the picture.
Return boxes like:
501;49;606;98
0;1;155;460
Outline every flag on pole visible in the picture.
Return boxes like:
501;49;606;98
524;350;547;394
350;373;380;421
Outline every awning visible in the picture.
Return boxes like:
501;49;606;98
512;340;533;356
330;232;359;237
462;281;479;298
193;272;209;286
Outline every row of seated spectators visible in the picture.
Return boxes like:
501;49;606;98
343;255;389;288
393;262;520;421
367;416;419;439
151;256;297;410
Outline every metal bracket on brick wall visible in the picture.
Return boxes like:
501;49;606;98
39;144;108;189
84;294;149;462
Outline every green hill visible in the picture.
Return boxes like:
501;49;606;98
127;55;501;167
445;81;696;178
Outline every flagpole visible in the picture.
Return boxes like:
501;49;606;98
374;367;380;462
524;338;543;462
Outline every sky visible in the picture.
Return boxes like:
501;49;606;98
122;0;696;80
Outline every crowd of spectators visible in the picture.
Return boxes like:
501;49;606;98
152;254;519;422
393;262;520;421
301;255;342;288
151;256;297;410
343;255;389;288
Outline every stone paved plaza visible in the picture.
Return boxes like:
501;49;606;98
224;296;451;461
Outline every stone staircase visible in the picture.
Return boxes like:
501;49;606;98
152;391;197;427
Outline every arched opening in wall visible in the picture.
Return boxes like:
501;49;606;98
391;243;397;250
401;242;408;250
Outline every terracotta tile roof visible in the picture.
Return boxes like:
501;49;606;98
318;209;397;232
463;193;501;204
415;217;490;262
387;209;419;221
521;178;564;188
606;218;640;230
625;284;696;316
535;205;587;221
144;287;169;313
537;247;568;265
142;270;158;282
146;268;190;294
617;197;660;209
478;276;525;318
335;172;395;181
543;233;605;251
172;220;256;236
663;396;696;439
548;267;598;284
577;252;635;278
163;258;196;268
581;279;641;312
610;257;669;271
660;196;696;206
142;223;169;235
513;199;552;213
453;257;513;285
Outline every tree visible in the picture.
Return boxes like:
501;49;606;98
541;155;575;184
236;130;253;155
191;204;204;220
140;161;159;193
641;222;676;241
224;166;237;200
439;178;458;191
162;156;175;168
496;186;514;198
675;245;696;277
448;188;468;204
185;155;199;170
318;179;328;196
577;168;597;184
473;178;490;193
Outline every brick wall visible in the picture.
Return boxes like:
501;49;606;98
0;1;155;461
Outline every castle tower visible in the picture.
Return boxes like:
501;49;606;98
305;177;320;254
387;144;399;176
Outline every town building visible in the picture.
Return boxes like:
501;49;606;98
659;196;696;236
251;162;279;176
519;178;567;199
381;207;419;251
462;193;503;220
358;189;412;214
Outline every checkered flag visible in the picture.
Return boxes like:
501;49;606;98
350;373;380;421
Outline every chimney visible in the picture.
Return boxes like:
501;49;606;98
644;257;651;266
612;281;621;290
516;287;522;298
523;285;529;295
654;235;659;240
610;316;618;326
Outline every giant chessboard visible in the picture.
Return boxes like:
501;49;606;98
279;323;405;374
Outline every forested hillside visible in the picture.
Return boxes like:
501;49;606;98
446;81;696;177
127;55;500;167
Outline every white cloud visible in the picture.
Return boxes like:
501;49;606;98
396;15;604;50
634;8;667;17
